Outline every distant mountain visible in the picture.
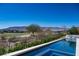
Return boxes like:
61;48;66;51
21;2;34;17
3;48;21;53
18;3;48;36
0;26;27;32
41;27;68;31
0;26;69;32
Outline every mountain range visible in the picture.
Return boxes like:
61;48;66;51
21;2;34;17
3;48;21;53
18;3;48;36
0;26;68;32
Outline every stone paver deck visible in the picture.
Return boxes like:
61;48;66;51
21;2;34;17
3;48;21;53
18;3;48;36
76;38;79;56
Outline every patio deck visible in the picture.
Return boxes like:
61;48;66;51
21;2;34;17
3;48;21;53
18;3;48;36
76;38;79;56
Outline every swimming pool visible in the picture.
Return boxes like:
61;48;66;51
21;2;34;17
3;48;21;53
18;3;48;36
19;39;76;56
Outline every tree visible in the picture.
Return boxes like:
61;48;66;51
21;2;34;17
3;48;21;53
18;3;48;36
27;24;42;35
68;26;79;34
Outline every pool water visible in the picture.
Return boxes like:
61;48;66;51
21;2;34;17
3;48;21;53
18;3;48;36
19;39;76;56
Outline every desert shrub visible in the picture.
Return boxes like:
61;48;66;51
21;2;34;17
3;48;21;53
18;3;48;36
0;47;6;55
2;33;65;55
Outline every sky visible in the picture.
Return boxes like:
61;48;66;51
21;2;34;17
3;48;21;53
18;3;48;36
0;3;79;29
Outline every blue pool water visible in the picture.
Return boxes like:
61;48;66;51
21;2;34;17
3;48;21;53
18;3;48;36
19;39;76;56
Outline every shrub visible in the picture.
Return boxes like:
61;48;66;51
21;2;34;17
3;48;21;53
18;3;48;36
0;47;6;55
1;33;65;55
68;26;79;35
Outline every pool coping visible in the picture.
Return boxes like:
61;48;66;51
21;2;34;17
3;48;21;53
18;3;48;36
76;38;79;56
2;36;65;56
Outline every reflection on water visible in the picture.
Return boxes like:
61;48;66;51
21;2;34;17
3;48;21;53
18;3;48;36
19;39;76;56
69;41;76;49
